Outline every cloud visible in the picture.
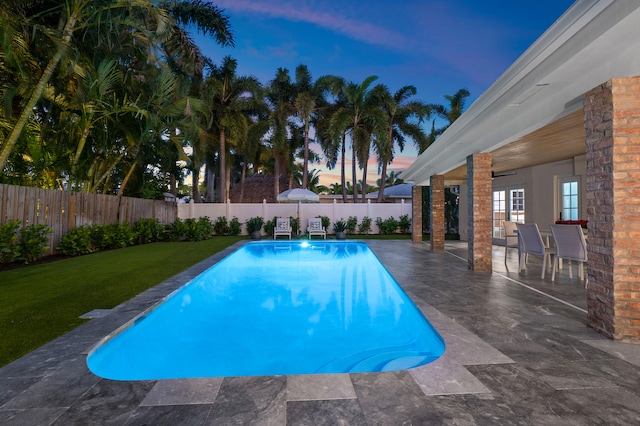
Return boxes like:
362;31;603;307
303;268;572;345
214;0;409;50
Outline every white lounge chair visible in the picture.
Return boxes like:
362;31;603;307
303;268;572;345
516;223;556;279
274;217;292;239
503;220;519;265
549;224;588;284
307;218;326;239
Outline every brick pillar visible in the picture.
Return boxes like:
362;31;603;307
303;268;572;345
467;153;492;272
411;185;422;243
584;76;640;342
430;175;445;252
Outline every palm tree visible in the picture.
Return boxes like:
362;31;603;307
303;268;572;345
372;84;430;203
263;68;298;200
292;65;341;189
329;76;386;203
201;56;261;202
431;88;470;136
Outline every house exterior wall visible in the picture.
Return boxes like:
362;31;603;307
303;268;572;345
458;157;586;242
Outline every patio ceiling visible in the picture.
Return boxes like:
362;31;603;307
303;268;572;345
403;0;640;186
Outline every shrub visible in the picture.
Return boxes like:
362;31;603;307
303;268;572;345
133;218;164;244
228;217;242;236
91;223;134;250
19;224;52;263
345;216;358;234
399;214;411;233
317;215;330;231
333;219;346;233
290;217;299;235
213;216;230;236
0;220;21;263
197;217;214;239
59;225;94;256
246;217;264;234
264;218;275;236
166;218;186;242
358;216;372;235
376;217;399;235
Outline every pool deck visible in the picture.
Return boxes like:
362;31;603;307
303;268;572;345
2;240;640;425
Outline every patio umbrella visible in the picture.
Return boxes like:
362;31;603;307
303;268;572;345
277;188;319;203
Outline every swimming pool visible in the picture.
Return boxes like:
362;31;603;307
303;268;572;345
87;241;445;380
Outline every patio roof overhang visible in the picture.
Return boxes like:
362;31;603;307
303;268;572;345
402;0;640;186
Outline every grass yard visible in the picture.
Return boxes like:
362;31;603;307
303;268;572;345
0;237;243;367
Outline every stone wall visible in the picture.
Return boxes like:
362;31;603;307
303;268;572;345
584;76;640;342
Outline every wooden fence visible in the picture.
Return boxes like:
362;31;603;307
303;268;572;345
0;184;177;255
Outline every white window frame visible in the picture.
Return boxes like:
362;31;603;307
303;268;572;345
493;186;525;238
558;176;581;221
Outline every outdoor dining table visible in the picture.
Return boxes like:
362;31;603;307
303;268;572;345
516;227;587;270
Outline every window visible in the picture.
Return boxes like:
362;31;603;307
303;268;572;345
510;189;525;222
560;179;580;220
493;191;506;238
493;187;525;238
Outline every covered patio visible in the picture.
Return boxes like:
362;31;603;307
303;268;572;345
403;0;640;342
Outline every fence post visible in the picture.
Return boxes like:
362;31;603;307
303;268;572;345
226;198;231;221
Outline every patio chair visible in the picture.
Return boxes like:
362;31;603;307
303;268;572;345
503;220;519;265
549;224;587;284
274;217;292;239
307;218;326;239
516;223;556;279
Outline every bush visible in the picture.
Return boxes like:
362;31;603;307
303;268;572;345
19;224;52;263
345;216;358;234
290;217;299;235
264;218;275;236
59;225;94;256
246;217;264;234
91;223;134;250
376;217;399;235
358;216;372;235
317;215;330;231
333;219;346;233
197;217;214;239
0;220;21;263
228;217;242;236
213;216;230;236
183;217;213;241
399;214;411;233
166;218;186;242
133;218;164;244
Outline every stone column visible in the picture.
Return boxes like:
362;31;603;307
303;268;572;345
467;153;492;272
430;175;445;252
584;76;640;342
411;185;422;243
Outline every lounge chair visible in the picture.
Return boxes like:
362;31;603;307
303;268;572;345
549;224;588;285
516;223;556;279
307;218;326;239
274;217;292;239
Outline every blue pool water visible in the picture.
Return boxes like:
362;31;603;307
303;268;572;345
87;241;445;380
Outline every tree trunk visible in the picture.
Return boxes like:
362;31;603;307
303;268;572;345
192;164;201;203
239;159;246;203
341;133;348;203
361;154;368;203
205;159;215;202
302;121;310;189
274;157;281;201
217;128;226;203
377;161;388;203
351;145;358;203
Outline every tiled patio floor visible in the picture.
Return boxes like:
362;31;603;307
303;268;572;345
1;240;640;425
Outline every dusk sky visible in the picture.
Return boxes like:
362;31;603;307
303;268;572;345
195;0;575;187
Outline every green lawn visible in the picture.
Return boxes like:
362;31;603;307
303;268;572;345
0;237;243;367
